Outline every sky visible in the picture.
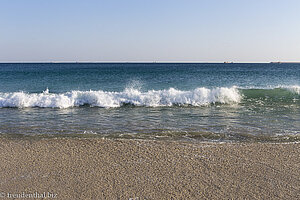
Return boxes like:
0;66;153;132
0;0;300;62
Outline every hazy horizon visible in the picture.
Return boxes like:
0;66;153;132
0;61;299;64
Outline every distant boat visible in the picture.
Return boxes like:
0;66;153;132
270;62;300;64
224;61;233;63
270;62;282;64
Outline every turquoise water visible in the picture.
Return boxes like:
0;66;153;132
0;63;299;141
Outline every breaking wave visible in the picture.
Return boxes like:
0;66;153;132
0;85;299;108
0;87;241;108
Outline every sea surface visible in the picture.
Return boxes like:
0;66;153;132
0;63;299;142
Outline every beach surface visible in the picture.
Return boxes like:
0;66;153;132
0;138;299;199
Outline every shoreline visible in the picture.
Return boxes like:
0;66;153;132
0;137;299;199
1;132;300;143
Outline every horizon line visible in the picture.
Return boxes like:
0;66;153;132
1;60;299;64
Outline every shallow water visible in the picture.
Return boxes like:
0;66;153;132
0;63;299;142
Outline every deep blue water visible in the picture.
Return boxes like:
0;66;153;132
0;63;299;141
1;63;300;92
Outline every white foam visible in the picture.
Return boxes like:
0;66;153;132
285;85;300;95
0;87;241;108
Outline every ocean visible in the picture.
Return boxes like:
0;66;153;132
0;63;299;142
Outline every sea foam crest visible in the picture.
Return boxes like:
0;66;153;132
0;87;241;108
284;85;300;95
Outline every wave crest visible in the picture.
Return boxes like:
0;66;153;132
0;87;241;108
285;85;300;95
241;85;300;100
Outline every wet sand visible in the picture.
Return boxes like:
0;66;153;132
0;138;299;199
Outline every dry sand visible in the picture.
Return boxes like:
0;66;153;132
0;138;299;199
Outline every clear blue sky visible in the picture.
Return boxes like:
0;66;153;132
1;0;300;62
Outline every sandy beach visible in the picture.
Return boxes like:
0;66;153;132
0;138;299;199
